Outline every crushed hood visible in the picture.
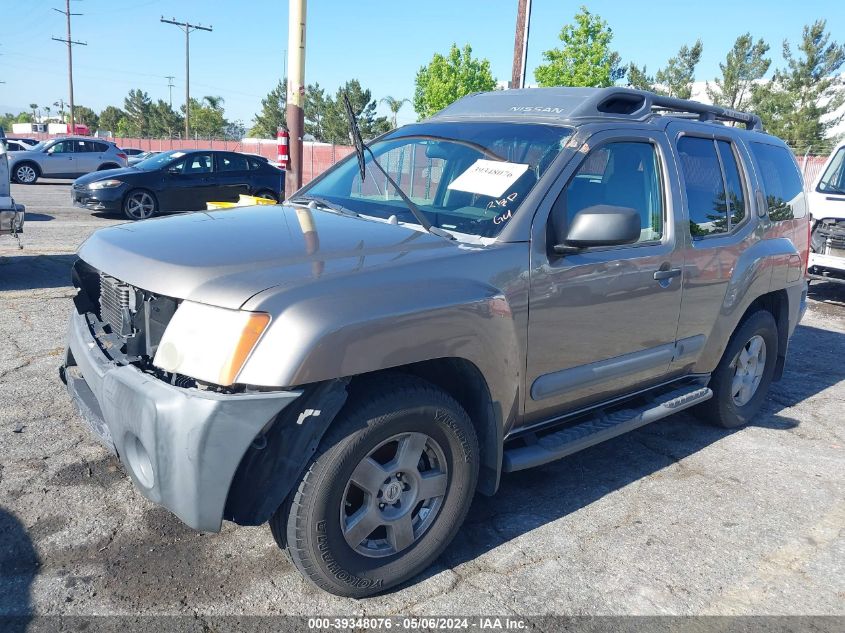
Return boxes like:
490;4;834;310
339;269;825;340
78;204;456;309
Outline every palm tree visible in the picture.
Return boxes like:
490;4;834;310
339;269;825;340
380;96;409;129
29;103;38;120
44;106;51;121
202;95;224;110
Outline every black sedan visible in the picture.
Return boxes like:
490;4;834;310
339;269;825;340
72;149;284;220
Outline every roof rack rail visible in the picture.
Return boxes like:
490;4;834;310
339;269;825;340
648;93;763;131
566;88;763;131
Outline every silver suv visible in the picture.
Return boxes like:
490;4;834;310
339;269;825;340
61;88;810;597
10;136;127;184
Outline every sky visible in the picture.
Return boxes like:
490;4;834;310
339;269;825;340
1;0;843;131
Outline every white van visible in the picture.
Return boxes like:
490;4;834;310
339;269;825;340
808;141;845;282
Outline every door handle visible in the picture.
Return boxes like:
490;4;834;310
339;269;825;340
653;268;681;281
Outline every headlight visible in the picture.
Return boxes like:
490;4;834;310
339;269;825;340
88;179;123;189
153;301;271;386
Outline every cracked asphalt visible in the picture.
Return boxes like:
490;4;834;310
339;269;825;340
1;181;843;617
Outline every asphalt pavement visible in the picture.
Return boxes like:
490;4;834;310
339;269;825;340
1;181;843;619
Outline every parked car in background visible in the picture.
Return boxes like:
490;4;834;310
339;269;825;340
5;139;34;152
72;149;284;220
9;137;128;184
127;150;161;166
121;147;145;156
62;87;808;597
807;140;845;283
9;137;39;148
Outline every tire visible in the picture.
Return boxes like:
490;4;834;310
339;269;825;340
697;310;779;428
13;162;39;184
254;189;278;203
271;374;479;597
122;189;158;221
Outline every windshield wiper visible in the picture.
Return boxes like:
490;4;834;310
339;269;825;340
342;92;454;240
289;194;359;217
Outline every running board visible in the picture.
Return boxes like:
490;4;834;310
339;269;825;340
502;386;712;472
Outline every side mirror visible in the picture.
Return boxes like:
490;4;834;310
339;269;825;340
552;204;641;255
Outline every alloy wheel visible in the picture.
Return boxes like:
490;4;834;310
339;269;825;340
125;192;156;220
730;334;766;407
340;432;449;558
16;165;36;184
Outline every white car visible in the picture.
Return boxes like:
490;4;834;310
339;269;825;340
808;141;845;283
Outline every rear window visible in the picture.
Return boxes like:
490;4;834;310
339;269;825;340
750;142;805;221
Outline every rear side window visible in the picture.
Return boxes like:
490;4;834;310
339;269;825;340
750;142;805;220
677;137;747;238
219;153;249;172
82;141;108;152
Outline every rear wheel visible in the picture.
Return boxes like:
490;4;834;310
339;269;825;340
122;189;158;221
698;310;779;428
13;163;39;184
271;375;478;597
255;189;278;202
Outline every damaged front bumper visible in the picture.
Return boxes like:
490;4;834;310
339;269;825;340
62;308;302;532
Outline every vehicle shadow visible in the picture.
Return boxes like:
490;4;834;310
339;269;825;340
22;213;54;222
405;322;845;592
0;506;39;632
808;280;845;308
0;253;76;291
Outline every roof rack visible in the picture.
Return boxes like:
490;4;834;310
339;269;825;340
430;87;764;131
569;88;763;131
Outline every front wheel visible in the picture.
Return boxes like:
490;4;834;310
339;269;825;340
14;163;39;184
122;189;158;221
272;375;479;597
697;310;779;428
254;189;278;202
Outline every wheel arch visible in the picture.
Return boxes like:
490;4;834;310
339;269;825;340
12;160;40;180
741;288;790;381
223;356;505;528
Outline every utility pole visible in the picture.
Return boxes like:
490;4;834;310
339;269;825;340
52;0;86;132
510;0;532;89
165;75;175;108
160;17;212;139
286;0;307;196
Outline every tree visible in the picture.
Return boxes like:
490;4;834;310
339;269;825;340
655;40;703;99
534;6;624;88
123;89;152;136
148;100;183;138
414;44;496;119
626;63;654;91
250;79;286;138
707;34;770;111
322;80;391;144
98;106;125;133
73;105;99;129
29;103;38;119
304;83;328;140
182;96;228;138
751;20;845;153
380;96;409;129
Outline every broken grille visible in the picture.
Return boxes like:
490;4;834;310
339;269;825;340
99;273;135;337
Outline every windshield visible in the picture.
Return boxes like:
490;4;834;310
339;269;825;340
134;149;184;170
818;147;845;194
301;122;572;238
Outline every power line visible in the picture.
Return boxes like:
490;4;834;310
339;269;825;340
160;16;212;139
52;0;86;131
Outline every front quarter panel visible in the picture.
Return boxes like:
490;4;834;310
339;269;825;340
238;246;529;431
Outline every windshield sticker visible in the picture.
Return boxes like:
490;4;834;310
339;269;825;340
447;159;529;198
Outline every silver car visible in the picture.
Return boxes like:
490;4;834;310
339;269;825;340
9;136;127;184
